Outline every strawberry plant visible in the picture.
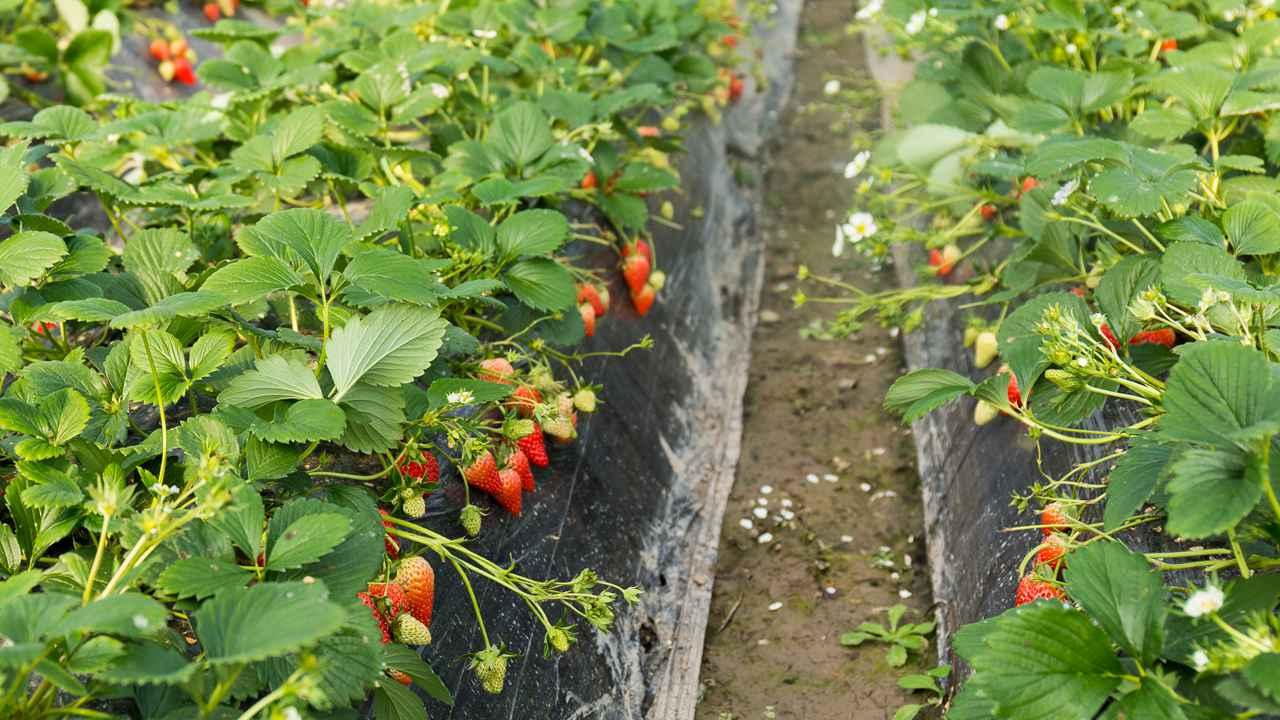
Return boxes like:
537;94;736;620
809;0;1280;717
0;0;749;716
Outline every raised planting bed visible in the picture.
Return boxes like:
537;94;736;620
796;2;1280;718
0;1;796;719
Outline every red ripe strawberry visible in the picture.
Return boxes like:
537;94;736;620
394;556;436;627
1099;323;1120;351
928;248;944;269
1006;372;1022;407
400;460;425;480
1040;503;1069;535
1069;286;1087;298
379;509;400;559
637;126;660;138
722;34;739;48
203;2;221;21
149;39;171;61
517;430;549;468
631;283;656;316
1020;177;1039;194
579;303;597;337
1160;38;1177;52
389;669;412;685
622;253;651;293
1130;328;1175;348
421;453;440;483
505;448;535;492
478;357;515;384
507;385;542;418
980;204;998;222
357;592;391;643
938;244;961;276
495;468;523;516
1037;534;1068;570
728;75;744;103
1015;576;1066;606
172;57;197;86
622;239;654;265
367;582;407;618
577;283;606;317
581;170;597;190
464;451;502;495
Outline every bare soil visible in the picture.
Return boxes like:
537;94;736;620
695;2;935;719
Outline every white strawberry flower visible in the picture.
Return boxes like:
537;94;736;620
1066;42;1079;55
844;150;871;179
994;13;1010;30
1192;649;1210;670
832;212;877;256
1183;585;1225;618
472;28;498;40
1052;179;1079;206
823;79;841;96
905;10;927;35
430;83;451;99
854;0;883;20
447;390;475;405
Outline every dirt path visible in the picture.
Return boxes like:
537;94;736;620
695;2;934;718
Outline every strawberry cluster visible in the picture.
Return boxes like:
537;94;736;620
357;556;436;684
621;239;662;316
201;0;240;22
147;37;197;86
1014;503;1071;606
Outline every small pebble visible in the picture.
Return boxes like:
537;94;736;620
859;482;872;492
739;518;754;530
758;532;774;544
889;327;900;338
840;534;854;543
758;639;770;646
824;586;837;596
823;79;841;95
875;346;888;356
768;601;784;612
760;485;774;495
757;497;769;506
890;572;900;581
879;545;891;553
823;473;838;483
779;509;795;521
781;498;793;508
759;309;781;324
805;473;820;484
899;589;913;599
753;507;769;519
904;555;913;567
862;353;878;363
872;447;887;456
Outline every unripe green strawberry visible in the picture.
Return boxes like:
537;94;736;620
1044;369;1082;392
973;331;998;368
573;388;597;413
648;270;666;291
974;400;999;426
963;326;979;347
542;415;576;441
393;613;432;645
402;494;426;518
460;504;483;536
472;650;508;695
547;627;571;653
556;392;574;416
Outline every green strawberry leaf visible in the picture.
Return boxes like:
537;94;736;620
195;581;345;665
